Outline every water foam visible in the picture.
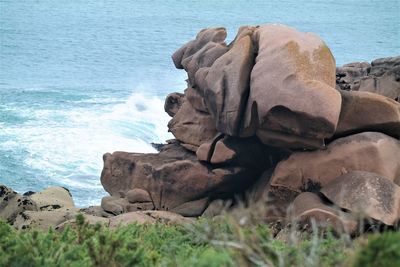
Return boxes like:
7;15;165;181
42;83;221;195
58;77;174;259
0;89;173;206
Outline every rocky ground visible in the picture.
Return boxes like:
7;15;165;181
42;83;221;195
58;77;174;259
1;24;399;238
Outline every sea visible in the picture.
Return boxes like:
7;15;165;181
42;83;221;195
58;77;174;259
1;0;399;206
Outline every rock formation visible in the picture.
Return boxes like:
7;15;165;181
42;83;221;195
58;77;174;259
98;24;400;232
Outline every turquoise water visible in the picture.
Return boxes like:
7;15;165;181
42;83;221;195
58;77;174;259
1;0;399;206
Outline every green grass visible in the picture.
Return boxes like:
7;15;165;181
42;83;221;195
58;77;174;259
0;215;399;267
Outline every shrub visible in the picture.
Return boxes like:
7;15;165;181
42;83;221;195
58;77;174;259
0;216;398;267
353;231;400;267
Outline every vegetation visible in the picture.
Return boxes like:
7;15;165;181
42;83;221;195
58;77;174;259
0;214;399;267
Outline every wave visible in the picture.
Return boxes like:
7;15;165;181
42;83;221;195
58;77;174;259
0;89;173;206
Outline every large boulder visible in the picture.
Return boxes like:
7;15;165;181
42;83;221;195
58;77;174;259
321;171;400;226
243;24;341;149
195;28;255;136
270;132;400;195
101;141;193;196
336;90;400;138
101;141;271;217
30;186;75;211
336;56;400;100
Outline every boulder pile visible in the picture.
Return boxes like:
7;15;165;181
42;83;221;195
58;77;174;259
99;24;400;234
2;24;399;234
336;56;400;100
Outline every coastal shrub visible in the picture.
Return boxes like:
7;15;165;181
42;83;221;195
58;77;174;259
353;231;400;267
0;216;398;267
0;217;233;267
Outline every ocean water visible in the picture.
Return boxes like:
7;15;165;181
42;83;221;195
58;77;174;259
0;0;399;206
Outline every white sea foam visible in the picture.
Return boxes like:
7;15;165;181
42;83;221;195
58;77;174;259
0;89;173;206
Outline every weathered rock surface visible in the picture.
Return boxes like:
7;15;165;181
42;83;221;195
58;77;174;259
256;129;325;150
55;214;109;232
245;24;341;148
201;199;229;218
196;31;255;136
142;210;194;224
101;196;130;215
291;192;358;234
185;87;208;113
336;90;400;138
173;24;342;150
101;195;155;215
109;211;156;227
167;99;218;148
164;92;184;117
101;141;272;217
80;206;114;218
101;141;192;195
30;186;75;211
126;188;152;203
109;210;193;228
336;56;400;100
196;135;271;166
172;27;228;76
14;207;79;230
321;171;400;226
270;132;400;194
0;185;37;224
